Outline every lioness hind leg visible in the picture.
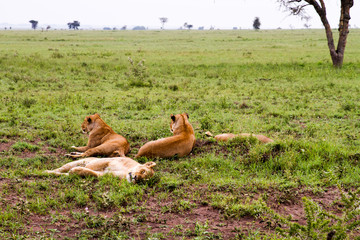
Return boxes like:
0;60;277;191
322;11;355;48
82;145;119;158
109;150;125;157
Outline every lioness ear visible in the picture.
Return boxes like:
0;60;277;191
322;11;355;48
185;113;189;119
94;113;100;118
170;114;176;122
144;162;156;168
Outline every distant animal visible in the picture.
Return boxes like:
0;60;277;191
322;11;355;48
45;157;156;183
67;113;130;158
136;113;196;158
205;131;274;143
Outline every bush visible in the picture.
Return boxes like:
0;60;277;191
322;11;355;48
270;185;360;240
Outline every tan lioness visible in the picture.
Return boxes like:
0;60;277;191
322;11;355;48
135;113;196;158
67;113;130;158
205;131;274;143
45;157;156;183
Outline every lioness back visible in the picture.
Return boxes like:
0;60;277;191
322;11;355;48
212;132;273;143
136;113;195;158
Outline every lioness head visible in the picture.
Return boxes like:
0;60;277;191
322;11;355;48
127;162;156;183
81;113;101;133
170;113;191;135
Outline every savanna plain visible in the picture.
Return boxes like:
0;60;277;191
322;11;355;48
0;29;360;239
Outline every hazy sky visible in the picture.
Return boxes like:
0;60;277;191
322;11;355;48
1;0;359;29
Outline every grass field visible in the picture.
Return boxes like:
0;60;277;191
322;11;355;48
0;29;360;239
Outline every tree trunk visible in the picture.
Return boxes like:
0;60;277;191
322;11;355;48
307;0;353;68
334;0;353;68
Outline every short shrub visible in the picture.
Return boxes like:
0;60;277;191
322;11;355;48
11;142;40;152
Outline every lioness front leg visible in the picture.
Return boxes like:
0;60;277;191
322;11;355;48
69;167;102;177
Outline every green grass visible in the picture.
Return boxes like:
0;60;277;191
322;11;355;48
0;29;360;238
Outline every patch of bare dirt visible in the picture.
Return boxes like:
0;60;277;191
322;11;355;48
192;139;231;157
0;141;13;152
0;139;67;159
0;176;357;239
124;196;268;239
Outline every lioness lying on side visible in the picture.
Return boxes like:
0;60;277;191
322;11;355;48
136;113;196;158
45;157;156;183
205;131;274;143
67;113;130;158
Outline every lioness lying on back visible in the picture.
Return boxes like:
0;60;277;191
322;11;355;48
67;113;130;158
45;157;156;183
205;131;274;143
136;113;196;158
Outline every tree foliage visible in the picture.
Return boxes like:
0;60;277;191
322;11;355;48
159;17;168;30
68;21;80;30
184;22;193;30
253;17;261;30
29;20;38;30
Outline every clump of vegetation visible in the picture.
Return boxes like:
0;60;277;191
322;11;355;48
211;194;268;219
267;185;360;239
199;117;212;130
125;57;152;87
51;51;64;59
11;142;40;152
22;98;37;108
168;84;179;91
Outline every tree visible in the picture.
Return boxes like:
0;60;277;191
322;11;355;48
29;20;38;30
278;0;354;68
253;17;261;30
68;21;80;30
184;22;193;30
159;17;168;30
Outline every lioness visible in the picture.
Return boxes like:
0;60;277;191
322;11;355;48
205;131;274;143
67;113;130;158
135;113;196;158
45;157;156;183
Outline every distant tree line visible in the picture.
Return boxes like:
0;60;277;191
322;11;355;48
28;20;80;30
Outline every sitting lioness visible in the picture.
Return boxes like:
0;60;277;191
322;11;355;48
135;113;196;158
67;113;130;158
205;131;274;143
45;157;156;183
